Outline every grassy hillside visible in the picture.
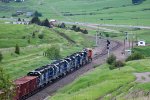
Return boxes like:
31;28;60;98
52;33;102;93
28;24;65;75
133;46;150;57
0;24;67;48
0;0;150;25
50;59;150;100
0;23;94;80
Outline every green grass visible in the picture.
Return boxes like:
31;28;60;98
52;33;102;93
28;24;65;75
50;59;150;100
133;46;150;57
0;24;68;48
0;0;150;25
0;23;94;80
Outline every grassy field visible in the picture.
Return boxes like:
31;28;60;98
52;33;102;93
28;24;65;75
50;59;150;100
0;23;94;80
133;46;150;57
0;0;150;25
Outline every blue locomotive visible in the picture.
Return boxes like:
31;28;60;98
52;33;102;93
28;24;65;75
27;48;93;93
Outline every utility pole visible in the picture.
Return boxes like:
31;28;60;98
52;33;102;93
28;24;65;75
95;32;98;46
124;32;128;53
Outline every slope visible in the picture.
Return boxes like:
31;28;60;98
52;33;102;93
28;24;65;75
0;23;93;80
0;0;150;25
50;59;150;100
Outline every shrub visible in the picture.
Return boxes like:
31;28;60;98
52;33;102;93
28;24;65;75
59;23;66;28
82;29;88;34
106;54;116;65
15;44;20;54
109;60;125;70
38;34;44;39
41;18;50;28
114;60;125;68
72;25;77;30
30;16;41;25
126;52;144;61
0;67;15;99
0;52;3;62
45;45;61;60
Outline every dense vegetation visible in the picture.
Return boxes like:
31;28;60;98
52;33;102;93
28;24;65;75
133;46;150;57
0;67;14;100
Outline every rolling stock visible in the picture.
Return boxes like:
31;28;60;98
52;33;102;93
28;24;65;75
13;48;93;100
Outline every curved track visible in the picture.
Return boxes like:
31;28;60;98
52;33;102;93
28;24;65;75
26;39;123;100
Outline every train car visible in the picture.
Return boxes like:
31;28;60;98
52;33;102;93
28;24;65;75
87;48;93;62
14;76;38;100
28;67;47;87
64;57;72;72
74;53;82;68
51;60;63;77
82;49;88;65
67;55;74;70
46;64;55;81
13;48;93;100
51;64;59;79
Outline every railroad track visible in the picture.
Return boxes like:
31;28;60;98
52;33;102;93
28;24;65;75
93;40;122;60
26;40;122;100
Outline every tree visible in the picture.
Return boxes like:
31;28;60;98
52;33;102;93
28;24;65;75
38;34;44;39
42;18;50;27
18;18;21;21
0;52;3;62
15;44;20;54
105;33;109;37
0;67;15;100
82;29;88;34
30;16;41;25
75;27;81;32
32;32;36;38
72;25;77;30
45;45;61;60
34;11;42;17
60;23;66;28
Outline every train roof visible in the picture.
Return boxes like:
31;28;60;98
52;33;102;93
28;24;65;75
14;76;37;85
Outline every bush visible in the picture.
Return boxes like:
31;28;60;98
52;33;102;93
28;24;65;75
45;45;61;60
106;54;116;65
38;34;44;39
109;60;125;70
82;29;88;34
15;44;20;55
114;60;125;68
126;52;144;61
0;67;15;100
59;23;66;28
0;52;3;62
30;16;41;25
41;18;50;28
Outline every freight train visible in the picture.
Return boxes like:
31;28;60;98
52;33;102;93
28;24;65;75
13;48;93;100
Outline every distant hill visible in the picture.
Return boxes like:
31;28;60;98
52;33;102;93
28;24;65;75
0;0;150;25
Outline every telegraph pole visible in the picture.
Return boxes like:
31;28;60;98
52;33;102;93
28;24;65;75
124;32;128;53
95;32;98;46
